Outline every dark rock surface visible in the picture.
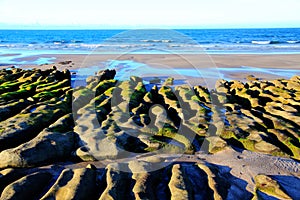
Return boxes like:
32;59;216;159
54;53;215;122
0;67;299;199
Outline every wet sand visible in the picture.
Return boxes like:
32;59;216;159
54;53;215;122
2;53;300;69
34;53;300;68
1;53;300;85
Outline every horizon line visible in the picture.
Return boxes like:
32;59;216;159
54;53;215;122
0;22;300;30
0;26;300;30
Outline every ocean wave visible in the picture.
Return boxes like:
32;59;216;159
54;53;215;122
140;39;172;43
53;40;69;44
0;29;299;52
251;40;280;45
79;44;104;48
51;40;83;44
44;40;83;45
287;40;300;44
250;40;300;45
1;41;300;53
71;40;83;43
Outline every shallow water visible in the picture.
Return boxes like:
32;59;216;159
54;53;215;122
0;51;56;65
71;60;300;87
71;60;221;87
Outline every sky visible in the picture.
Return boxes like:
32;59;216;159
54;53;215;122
0;0;299;29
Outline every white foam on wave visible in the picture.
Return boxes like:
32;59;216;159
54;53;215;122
287;40;300;44
140;39;173;43
251;40;271;45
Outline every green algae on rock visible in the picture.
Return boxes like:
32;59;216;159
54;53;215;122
0;67;299;199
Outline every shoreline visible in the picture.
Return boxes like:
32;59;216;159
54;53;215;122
1;53;300;86
1;53;299;68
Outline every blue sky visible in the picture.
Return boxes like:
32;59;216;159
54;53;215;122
0;0;299;29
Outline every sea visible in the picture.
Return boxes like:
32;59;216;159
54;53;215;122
1;28;300;85
0;28;300;55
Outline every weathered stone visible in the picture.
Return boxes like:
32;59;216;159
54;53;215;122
0;171;52;200
58;60;72;65
149;77;161;84
0;98;70;151
75;147;97;162
0;168;29;193
0;99;31;122
207;136;228;154
130;76;143;83
246;75;259;81
254;174;292;200
168;164;191;200
0;131;75;168
41;167;98;200
0;67;300;199
128;160;160;200
163;77;174;86
99;163;134;200
97;69;116;81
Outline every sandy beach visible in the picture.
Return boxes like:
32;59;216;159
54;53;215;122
6;53;300;69
2;53;299;86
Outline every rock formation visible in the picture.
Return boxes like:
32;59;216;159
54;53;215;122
0;67;299;199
